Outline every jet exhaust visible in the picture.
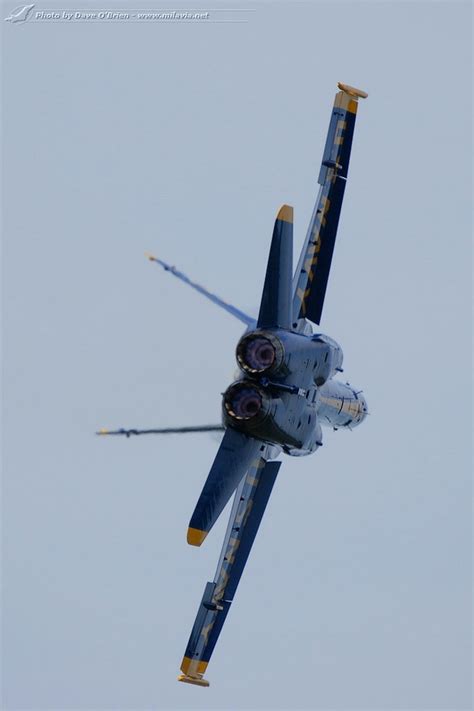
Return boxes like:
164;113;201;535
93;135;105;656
236;332;284;375
242;337;275;371
223;382;265;421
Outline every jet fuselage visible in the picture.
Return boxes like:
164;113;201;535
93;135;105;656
223;327;367;455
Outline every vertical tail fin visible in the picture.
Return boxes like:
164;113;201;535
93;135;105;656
257;205;294;330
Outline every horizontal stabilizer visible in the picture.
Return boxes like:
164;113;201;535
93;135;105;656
187;428;263;546
257;205;293;330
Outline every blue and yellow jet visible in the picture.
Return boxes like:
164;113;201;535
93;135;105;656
98;82;368;687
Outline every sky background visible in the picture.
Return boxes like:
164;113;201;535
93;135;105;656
2;1;472;709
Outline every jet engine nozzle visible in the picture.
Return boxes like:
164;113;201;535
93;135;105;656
223;381;271;424
224;382;263;420
236;332;284;375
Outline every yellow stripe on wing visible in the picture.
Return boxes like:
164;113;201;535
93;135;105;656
180;656;208;675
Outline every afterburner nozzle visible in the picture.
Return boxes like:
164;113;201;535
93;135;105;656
236;331;284;375
224;382;264;421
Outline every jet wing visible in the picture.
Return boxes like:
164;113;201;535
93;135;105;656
187;427;265;546
292;83;367;325
178;456;281;686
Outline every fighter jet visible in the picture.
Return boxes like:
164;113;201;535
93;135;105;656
98;82;368;687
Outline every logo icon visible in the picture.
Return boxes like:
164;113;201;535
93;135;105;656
4;4;35;22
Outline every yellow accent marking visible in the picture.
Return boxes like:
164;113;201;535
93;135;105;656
334;118;346;145
348;99;358;114
144;252;156;261
177;674;210;687
225;538;240;558
235;506;246;526
97;428;109;434
214;569;229;600
201;622;213;645
276;204;293;223
241;501;254;529
320;197;331;226
226;536;240;564
337;82;368;99
187;527;207;546
181;656;208;676
334;91;358;115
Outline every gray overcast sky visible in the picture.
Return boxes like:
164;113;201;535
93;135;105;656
2;1;472;709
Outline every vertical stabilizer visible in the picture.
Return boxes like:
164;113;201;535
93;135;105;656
257;205;293;330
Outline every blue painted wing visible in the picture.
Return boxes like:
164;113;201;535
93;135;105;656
178;457;281;686
292;83;367;325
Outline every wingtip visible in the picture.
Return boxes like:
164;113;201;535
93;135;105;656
187;527;208;546
177;674;210;687
337;82;368;99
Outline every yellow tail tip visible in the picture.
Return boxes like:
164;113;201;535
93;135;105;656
277;204;293;224
97;428;109;435
145;252;156;261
